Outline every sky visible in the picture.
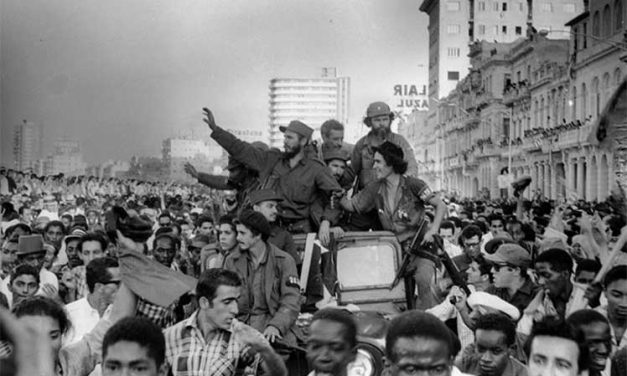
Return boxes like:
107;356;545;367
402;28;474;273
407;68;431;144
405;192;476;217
1;0;429;165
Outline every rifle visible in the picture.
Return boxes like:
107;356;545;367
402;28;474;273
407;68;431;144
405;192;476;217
390;220;427;289
432;235;471;296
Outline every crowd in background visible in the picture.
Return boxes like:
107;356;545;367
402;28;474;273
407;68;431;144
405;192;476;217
0;102;626;376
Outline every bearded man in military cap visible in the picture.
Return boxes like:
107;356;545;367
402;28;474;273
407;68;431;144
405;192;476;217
204;108;342;244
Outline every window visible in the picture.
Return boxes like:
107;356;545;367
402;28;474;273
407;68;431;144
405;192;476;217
502;2;508;11
603;5;612;37
541;3;552;12
592;77;600;116
615;68;623;86
519;2;524;11
447;48;461;57
581;83;588;118
478;24;486;34
493;2;499;11
447;24;461;34
515;26;522;35
573;26;579;51
616;0;624;31
478;1;486;11
516;71;521;82
571;86;577;120
582;22;588;48
493;25;499;34
502;25;508;34
593;11;600;37
447;1;461;11
448;71;460;81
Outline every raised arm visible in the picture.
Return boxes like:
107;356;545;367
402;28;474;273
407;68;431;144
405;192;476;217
204;108;271;172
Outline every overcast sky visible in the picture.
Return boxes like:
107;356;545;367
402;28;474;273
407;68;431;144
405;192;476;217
1;0;429;165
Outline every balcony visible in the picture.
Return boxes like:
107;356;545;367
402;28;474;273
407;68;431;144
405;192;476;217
503;84;530;106
464;112;480;128
475;91;493;109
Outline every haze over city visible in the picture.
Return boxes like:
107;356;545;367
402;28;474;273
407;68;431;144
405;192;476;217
1;0;428;166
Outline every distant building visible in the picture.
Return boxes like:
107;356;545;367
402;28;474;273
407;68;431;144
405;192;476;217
13;120;43;172
419;0;584;101
268;67;350;148
42;139;86;176
162;137;222;181
86;160;130;179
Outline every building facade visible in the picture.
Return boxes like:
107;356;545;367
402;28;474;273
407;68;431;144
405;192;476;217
268;68;350;148
40;139;86;176
439;0;626;200
13;120;43;172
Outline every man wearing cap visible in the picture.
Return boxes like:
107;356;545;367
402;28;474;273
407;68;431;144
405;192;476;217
349;102;418;231
484;243;539;315
224;209;300;346
318;119;355;188
352;101;418;190
14;234;59;298
205;108;341;237
250;189;300;264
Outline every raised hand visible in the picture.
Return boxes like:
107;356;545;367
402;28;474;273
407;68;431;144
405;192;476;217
184;163;198;179
203;108;217;131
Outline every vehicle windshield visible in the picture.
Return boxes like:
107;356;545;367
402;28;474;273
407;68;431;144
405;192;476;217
336;243;397;290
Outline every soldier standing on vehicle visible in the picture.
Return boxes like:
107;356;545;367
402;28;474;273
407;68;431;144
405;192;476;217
224;210;301;347
349;102;418;231
203;108;342;244
338;142;447;309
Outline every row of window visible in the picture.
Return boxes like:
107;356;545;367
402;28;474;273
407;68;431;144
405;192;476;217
448;24;523;35
446;1;577;13
590;1;624;40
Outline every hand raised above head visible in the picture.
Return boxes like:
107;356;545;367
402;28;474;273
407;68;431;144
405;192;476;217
202;108;217;131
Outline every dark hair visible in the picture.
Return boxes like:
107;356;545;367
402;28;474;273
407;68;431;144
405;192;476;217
196;215;214;227
567;309;609;330
196;268;242;302
604;265;627;289
535;249;573;274
448;217;462;229
61;213;73;221
311;308;358;348
488;214;504;226
474;313;516;346
86;257;119;293
18;206;30;216
218;215;236;232
459;225;483;245
321;119;344;137
386;311;456;362
12;296;71;335
44;220;65;235
78;232;108;253
103;317;165;367
158;212;171;220
575;259;601;276
1;202;16;217
525;317;589;372
439;220;455;232
152;232;181;251
4;223;32;240
10;264;40;285
373;142;408;175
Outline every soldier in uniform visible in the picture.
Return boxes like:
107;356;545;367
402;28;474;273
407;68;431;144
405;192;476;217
203;108;342;241
349;102;419;230
339;142;447;310
223;209;301;346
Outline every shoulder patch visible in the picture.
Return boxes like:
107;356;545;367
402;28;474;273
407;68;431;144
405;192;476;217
286;275;300;288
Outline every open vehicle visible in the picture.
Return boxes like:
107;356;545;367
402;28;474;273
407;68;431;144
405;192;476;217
282;231;412;376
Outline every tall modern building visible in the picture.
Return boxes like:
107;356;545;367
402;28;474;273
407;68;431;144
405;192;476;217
419;0;584;101
13;120;43;171
268;68;350;148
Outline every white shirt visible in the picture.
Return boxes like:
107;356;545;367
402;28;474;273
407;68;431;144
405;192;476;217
38;268;59;294
65;297;100;345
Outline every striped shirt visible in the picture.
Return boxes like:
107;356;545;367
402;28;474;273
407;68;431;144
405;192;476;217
164;311;259;376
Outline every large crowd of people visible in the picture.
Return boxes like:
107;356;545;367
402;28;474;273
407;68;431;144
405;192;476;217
0;102;626;376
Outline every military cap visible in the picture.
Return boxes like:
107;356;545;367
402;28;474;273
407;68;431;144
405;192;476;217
366;102;391;118
323;148;350;163
249;189;283;206
279;120;313;139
